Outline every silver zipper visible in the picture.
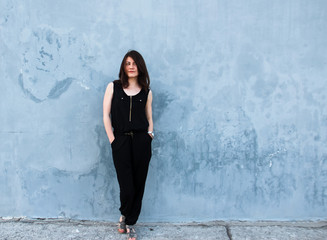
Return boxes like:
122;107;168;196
129;96;132;122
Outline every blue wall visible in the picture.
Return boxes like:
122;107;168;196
1;0;326;221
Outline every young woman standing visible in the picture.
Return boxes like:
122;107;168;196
103;50;153;240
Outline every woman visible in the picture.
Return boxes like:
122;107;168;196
103;50;153;240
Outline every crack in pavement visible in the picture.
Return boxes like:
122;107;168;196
225;225;233;240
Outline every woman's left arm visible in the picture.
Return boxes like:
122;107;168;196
145;90;154;138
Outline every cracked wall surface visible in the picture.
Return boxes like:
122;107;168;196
0;0;327;221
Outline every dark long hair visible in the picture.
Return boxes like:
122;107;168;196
118;50;150;91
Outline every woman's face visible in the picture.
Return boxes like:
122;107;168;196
124;56;138;78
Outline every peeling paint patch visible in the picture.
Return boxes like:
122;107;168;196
39;47;53;60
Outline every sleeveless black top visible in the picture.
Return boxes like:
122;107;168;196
111;81;149;133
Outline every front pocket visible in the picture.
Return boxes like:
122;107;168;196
110;138;118;150
146;133;153;141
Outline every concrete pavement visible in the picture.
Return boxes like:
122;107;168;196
0;218;326;240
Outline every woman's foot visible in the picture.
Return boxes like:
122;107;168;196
126;226;137;240
118;215;126;234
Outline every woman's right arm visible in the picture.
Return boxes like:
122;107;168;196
103;82;115;144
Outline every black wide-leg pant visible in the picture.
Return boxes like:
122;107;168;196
111;131;152;225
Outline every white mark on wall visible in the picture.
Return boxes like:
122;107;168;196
266;148;288;168
267;148;287;158
77;81;90;90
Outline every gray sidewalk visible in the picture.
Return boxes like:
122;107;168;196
1;218;326;240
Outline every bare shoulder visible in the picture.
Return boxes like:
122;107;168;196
107;81;114;89
106;82;114;93
147;89;153;104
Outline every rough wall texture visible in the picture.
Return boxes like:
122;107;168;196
0;0;326;221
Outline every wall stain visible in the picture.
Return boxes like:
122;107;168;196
18;73;43;103
47;77;73;99
39;46;53;60
152;91;173;121
92;124;119;215
18;26;81;102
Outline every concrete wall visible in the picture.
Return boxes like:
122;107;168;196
1;0;326;221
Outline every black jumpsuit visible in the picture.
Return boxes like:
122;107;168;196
110;81;152;225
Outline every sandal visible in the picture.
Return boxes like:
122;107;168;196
118;215;126;234
127;226;137;240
